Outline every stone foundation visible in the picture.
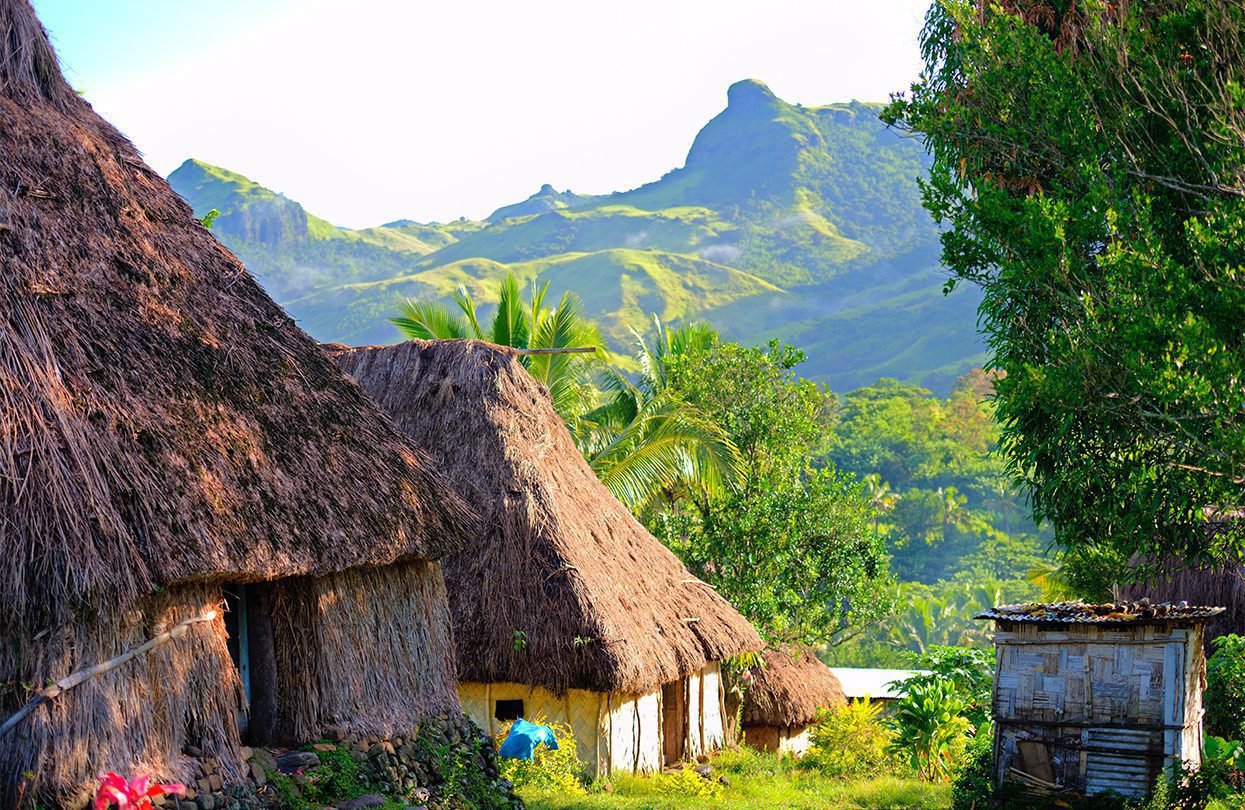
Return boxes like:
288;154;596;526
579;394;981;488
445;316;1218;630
163;714;520;810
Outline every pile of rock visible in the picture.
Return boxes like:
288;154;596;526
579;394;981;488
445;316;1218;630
162;746;261;810
164;713;519;810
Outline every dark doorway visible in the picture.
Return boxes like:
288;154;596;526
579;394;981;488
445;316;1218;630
222;583;279;745
662;680;687;766
495;699;525;722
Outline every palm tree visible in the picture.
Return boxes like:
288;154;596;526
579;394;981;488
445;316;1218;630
391;273;607;420
862;474;899;530
576;318;740;513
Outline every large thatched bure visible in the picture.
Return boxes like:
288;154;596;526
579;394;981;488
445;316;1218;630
979;602;1224;799
0;2;476;805
741;650;845;756
330;339;763;776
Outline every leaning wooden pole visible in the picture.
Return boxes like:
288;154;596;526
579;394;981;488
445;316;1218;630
0;609;219;740
509;347;597;355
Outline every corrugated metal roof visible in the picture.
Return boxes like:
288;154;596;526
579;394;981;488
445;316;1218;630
827;668;927;700
976;601;1224;625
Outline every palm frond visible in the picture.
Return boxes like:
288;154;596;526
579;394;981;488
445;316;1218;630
490;272;531;351
588;393;741;511
449;285;485;339
528;291;608;419
391;297;469;340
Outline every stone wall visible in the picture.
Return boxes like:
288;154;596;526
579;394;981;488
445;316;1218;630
162;714;520;810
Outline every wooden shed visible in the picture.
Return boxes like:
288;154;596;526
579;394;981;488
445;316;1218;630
978;601;1224;798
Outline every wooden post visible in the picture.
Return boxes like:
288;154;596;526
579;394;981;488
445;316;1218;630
245;583;279;746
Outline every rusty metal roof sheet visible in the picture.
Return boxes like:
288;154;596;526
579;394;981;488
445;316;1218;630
975;600;1225;625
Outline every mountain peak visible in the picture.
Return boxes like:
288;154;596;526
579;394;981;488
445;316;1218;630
487;184;592;221
726;79;777;108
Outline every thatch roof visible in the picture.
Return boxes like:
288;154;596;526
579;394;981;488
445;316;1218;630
741;649;846;729
329;339;762;695
1123;567;1243;643
0;0;476;632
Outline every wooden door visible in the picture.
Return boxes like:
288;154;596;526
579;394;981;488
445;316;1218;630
662;680;687;766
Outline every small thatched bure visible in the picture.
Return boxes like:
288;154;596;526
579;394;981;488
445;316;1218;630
742;649;846;729
0;1;474;804
329;339;762;696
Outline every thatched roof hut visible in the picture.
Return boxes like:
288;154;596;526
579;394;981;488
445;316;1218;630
0;2;475;803
741;649;845;755
1122;513;1245;645
331;339;762;773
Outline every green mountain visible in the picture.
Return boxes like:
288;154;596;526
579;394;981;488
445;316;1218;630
169;80;985;393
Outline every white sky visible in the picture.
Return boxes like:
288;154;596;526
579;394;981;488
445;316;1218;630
34;0;931;228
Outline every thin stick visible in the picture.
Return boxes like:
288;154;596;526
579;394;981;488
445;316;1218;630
510;347;596;355
0;610;218;740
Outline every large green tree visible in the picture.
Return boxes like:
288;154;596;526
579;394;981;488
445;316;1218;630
886;0;1245;574
655;339;893;646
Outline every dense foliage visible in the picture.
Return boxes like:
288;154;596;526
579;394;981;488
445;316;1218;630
824;373;1051;665
827;372;1048;585
948;733;995;810
653;337;894;646
885;0;1245;574
1207;634;1245;742
880;646;992;783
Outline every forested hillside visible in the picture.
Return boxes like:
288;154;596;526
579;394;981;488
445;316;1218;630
170;80;985;393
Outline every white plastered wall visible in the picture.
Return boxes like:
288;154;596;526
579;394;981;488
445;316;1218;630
459;662;727;779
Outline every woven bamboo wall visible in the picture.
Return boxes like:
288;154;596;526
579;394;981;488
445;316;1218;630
991;621;1207;797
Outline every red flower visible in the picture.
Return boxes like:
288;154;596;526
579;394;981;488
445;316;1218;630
94;773;186;810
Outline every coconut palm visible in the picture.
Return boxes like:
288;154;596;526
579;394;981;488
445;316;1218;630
391;273;607;420
576;318;740;513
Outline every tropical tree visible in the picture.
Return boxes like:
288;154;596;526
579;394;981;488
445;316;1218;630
654;337;894;646
392;273;607;420
576;319;740;513
885;0;1245;575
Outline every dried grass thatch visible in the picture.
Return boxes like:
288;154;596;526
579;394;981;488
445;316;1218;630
1;585;245;807
330;339;763;696
741;649;846;729
0;0;475;635
1123;565;1244;644
1122;513;1244;645
1;1;474;802
269;560;460;741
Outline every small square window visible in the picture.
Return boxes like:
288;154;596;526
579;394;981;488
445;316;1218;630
495;699;524;722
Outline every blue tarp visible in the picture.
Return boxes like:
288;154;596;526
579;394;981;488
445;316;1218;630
498;718;559;761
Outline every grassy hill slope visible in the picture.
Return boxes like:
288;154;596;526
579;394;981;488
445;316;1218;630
169;80;984;393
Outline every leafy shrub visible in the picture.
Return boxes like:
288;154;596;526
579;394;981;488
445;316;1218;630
650;765;725;800
266;746;372;810
900;646;995;730
950;732;994;810
497;718;587;798
1146;755;1245;810
802;697;899;778
885;680;971;781
1207;635;1245;742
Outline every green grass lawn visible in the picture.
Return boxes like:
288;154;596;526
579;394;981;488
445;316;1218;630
518;749;951;810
